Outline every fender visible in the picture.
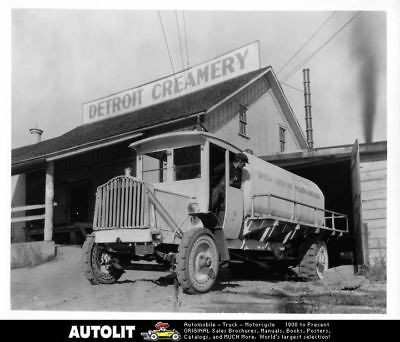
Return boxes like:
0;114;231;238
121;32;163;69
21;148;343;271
189;212;230;262
213;228;230;262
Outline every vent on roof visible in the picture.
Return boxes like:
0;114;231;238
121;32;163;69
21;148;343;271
29;128;43;144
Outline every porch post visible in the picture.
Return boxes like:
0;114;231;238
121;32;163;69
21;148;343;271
44;161;54;241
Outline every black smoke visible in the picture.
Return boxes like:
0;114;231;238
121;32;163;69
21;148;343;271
360;55;377;144
351;12;386;143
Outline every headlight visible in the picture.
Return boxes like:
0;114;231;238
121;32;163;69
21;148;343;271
187;198;199;214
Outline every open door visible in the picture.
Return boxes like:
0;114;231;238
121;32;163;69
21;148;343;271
351;140;367;267
223;151;244;239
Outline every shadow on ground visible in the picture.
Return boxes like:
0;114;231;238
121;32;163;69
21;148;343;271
178;261;386;314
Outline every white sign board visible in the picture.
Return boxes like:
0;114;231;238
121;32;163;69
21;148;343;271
82;41;260;124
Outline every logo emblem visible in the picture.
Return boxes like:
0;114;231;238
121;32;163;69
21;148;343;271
141;322;181;341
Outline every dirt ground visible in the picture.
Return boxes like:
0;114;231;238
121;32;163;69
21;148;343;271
11;246;386;313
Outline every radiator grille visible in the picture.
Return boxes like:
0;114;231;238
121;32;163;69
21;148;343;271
93;176;147;230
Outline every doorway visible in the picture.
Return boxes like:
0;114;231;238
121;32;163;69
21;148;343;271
209;143;226;221
69;182;91;224
283;159;356;266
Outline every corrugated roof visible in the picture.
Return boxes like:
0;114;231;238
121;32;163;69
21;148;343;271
12;68;268;165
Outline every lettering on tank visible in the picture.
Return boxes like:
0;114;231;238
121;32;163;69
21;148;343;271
255;170;320;199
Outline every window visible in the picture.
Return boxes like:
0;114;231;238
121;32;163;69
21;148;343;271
173;145;201;181
142;150;168;183
279;126;286;152
238;104;248;137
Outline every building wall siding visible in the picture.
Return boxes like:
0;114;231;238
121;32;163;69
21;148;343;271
204;78;302;155
360;159;387;263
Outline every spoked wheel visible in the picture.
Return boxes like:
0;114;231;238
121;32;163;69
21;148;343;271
82;234;124;284
298;240;329;281
176;228;219;294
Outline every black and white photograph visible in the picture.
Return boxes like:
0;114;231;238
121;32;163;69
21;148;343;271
4;0;400;321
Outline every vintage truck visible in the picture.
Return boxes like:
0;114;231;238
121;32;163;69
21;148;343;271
82;131;348;293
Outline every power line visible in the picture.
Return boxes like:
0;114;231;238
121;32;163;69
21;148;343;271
182;11;191;68
157;10;188;115
281;11;362;82
280;81;304;93
157;10;175;74
175;10;186;71
175;11;192;117
181;11;194;121
277;11;336;75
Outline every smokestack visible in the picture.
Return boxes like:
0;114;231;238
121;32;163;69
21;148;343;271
303;68;314;150
29;128;43;143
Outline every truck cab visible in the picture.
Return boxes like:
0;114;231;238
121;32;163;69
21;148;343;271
131;131;245;238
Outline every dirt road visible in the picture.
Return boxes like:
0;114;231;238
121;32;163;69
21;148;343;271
11;246;386;313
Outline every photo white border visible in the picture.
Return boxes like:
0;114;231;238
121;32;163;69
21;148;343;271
2;0;399;320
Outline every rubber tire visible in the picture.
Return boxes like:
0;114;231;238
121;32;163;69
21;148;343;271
82;234;124;284
172;333;181;341
176;228;219;294
298;240;329;281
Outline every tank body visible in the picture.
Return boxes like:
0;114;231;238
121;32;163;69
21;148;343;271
242;154;325;226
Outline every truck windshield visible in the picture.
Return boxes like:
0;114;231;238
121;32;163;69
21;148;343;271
142;150;168;183
173;145;201;181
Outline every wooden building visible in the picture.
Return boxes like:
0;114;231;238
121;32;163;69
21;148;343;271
11;66;308;245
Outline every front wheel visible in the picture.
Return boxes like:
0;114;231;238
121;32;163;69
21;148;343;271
82;234;124;284
176;228;219;294
297;240;329;281
150;333;158;341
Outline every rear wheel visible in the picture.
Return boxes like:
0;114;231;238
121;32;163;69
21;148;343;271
176;228;219;294
172;333;181;341
82;234;124;284
298;240;329;281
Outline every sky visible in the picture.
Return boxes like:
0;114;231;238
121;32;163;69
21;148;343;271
11;9;387;149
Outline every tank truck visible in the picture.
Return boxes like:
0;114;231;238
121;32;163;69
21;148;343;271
82;131;348;293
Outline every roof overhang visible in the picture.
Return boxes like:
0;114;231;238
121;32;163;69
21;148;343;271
12;132;144;171
261;140;387;168
46;132;144;161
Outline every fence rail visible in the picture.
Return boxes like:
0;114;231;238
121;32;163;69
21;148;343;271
11;204;45;213
11;204;46;224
